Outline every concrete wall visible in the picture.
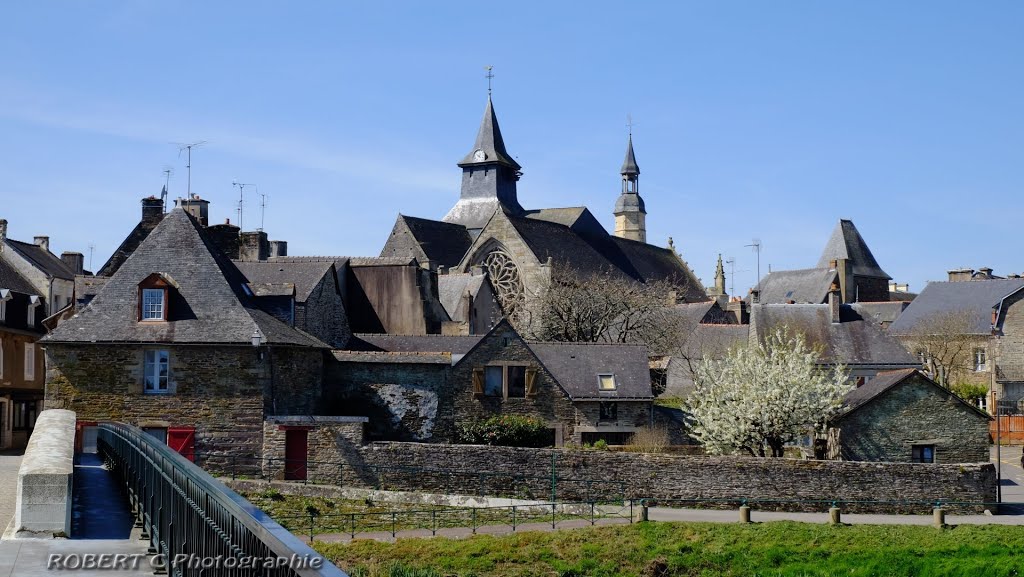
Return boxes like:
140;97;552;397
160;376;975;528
832;373;991;463
14;409;75;536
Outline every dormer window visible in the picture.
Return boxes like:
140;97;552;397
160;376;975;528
0;289;9;323
598;374;617;391
138;274;172;322
27;295;41;329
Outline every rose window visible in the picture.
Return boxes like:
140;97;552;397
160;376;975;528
480;249;524;314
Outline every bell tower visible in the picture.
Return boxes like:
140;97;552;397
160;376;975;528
613;134;646;242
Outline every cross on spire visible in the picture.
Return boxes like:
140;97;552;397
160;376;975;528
485;66;494;96
626;113;635;136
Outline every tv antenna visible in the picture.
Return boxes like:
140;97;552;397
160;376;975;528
232;181;256;231
744;239;762;294
725;257;736;296
88;243;95;274
259;191;268;231
173;141;207;198
161;167;173;212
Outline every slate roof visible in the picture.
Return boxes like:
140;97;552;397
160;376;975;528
610;237;704;296
834;369;990;421
530;341;653;400
816;219;891;280
438;273;488;322
756;268;838;304
331;350;451;364
457;96;521;170
43;209;326;347
0;258;39;296
233;260;334;302
505;215;633;281
888;279;1024;336
6;239;75;280
397;216;473;269
850;301;909;326
680;324;750;360
349;333;484;355
621;134;640;175
97;218;160;277
523;207;588;228
750;304;918;367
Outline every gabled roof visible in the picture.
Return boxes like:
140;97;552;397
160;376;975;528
438;272;489;322
816;219;891;280
348;333;484;355
530;341;652;400
233;260;335;302
850;301;909;325
6;239;75;280
457;96;521;170
609;237;704;296
0;258;39;296
888;279;1024;336
395;215;473;269
757;268;838;304
43;209;326;347
750;303;918;367
834;369;990;421
504;214;633;281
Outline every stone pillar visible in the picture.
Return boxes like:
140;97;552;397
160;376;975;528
828;506;842;525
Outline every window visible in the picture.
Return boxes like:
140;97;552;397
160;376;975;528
475;364;535;399
598;374;617;391
0;338;4;379
144;350;170;393
13;401;36;430
0;300;6;322
24;343;34;381
141;288;166;321
912;444;935;464
974;348;987;372
143;427;168;444
599;401;618;421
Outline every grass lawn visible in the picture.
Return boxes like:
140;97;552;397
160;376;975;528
315;520;1024;577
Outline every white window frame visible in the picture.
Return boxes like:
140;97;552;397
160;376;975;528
24;343;35;381
0;337;4;379
0;300;6;323
143;350;170;393
141;289;166;321
974;348;987;372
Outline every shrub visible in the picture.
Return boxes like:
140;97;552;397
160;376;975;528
259;487;284;501
626;426;670;454
593;439;609;451
455;415;552;447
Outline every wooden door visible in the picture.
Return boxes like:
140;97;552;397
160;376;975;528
167;427;195;462
284;429;308;481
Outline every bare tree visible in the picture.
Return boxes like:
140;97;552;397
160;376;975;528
896;309;983;388
527;270;690;354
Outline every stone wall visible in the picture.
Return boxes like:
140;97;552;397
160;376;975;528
300;273;351;349
261;416;366;483
995;292;1024;400
832;372;991;463
44;343;323;470
348;442;995;513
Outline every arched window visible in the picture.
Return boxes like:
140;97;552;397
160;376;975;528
475;246;524;316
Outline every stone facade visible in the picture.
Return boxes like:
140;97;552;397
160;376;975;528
261;416;367;483
831;372;991;463
297;271;351;349
994;292;1024;402
44;344;324;469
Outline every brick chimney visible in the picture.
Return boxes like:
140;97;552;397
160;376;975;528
947;268;974;282
269;240;288;258
239;231;270;262
207;220;241;260
34;236;50;252
141;196;164;225
61;252;85;275
829;282;841;324
0;219;6;247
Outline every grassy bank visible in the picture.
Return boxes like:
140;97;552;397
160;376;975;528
315;520;1024;577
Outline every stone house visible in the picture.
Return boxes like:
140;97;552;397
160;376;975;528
828;369;991;463
0;257;46;449
888;273;1024;412
42;207;330;468
329;321;654;445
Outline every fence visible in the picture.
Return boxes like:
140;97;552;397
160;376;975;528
200;453;629;503
991;415;1024;444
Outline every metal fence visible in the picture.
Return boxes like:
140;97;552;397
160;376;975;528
98;423;348;577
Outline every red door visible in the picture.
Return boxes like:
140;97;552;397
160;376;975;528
167;427;196;462
284;429;308;481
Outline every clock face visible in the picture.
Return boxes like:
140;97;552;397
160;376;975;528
473;149;487;161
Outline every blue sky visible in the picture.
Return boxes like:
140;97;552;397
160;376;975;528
1;2;1021;295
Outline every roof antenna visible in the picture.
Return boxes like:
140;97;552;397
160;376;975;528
485;65;494;97
232;181;256;231
173;141;207;199
88;243;95;275
745;239;762;294
161;167;172;213
259;191;268;232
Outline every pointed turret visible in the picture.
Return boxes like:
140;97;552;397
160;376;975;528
444;97;524;230
817;219;891;302
614;134;646;243
713;254;726;296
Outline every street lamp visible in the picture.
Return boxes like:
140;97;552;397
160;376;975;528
251;328;264;361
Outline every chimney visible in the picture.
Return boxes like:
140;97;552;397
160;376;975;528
238;231;270;262
947;268;974;282
0;219;6;247
34;236;50;252
141;196;164;225
828;282;841;324
750;288;760;304
269;240;288;258
176;196;210;227
207;221;241;260
978;267;994;279
61;252;85;275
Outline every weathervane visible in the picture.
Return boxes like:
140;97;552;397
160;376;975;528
485;66;494;96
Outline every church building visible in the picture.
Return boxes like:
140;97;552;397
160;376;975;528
380;97;708;325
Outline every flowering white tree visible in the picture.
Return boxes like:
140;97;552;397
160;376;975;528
683;328;852;457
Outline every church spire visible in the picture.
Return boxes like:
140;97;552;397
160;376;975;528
614;133;646;243
444;95;524;230
712;254;726;296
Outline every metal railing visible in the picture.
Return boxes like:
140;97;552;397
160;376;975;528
97;423;348;577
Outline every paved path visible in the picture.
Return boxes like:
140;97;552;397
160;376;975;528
0;449;24;536
0;534;153;577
